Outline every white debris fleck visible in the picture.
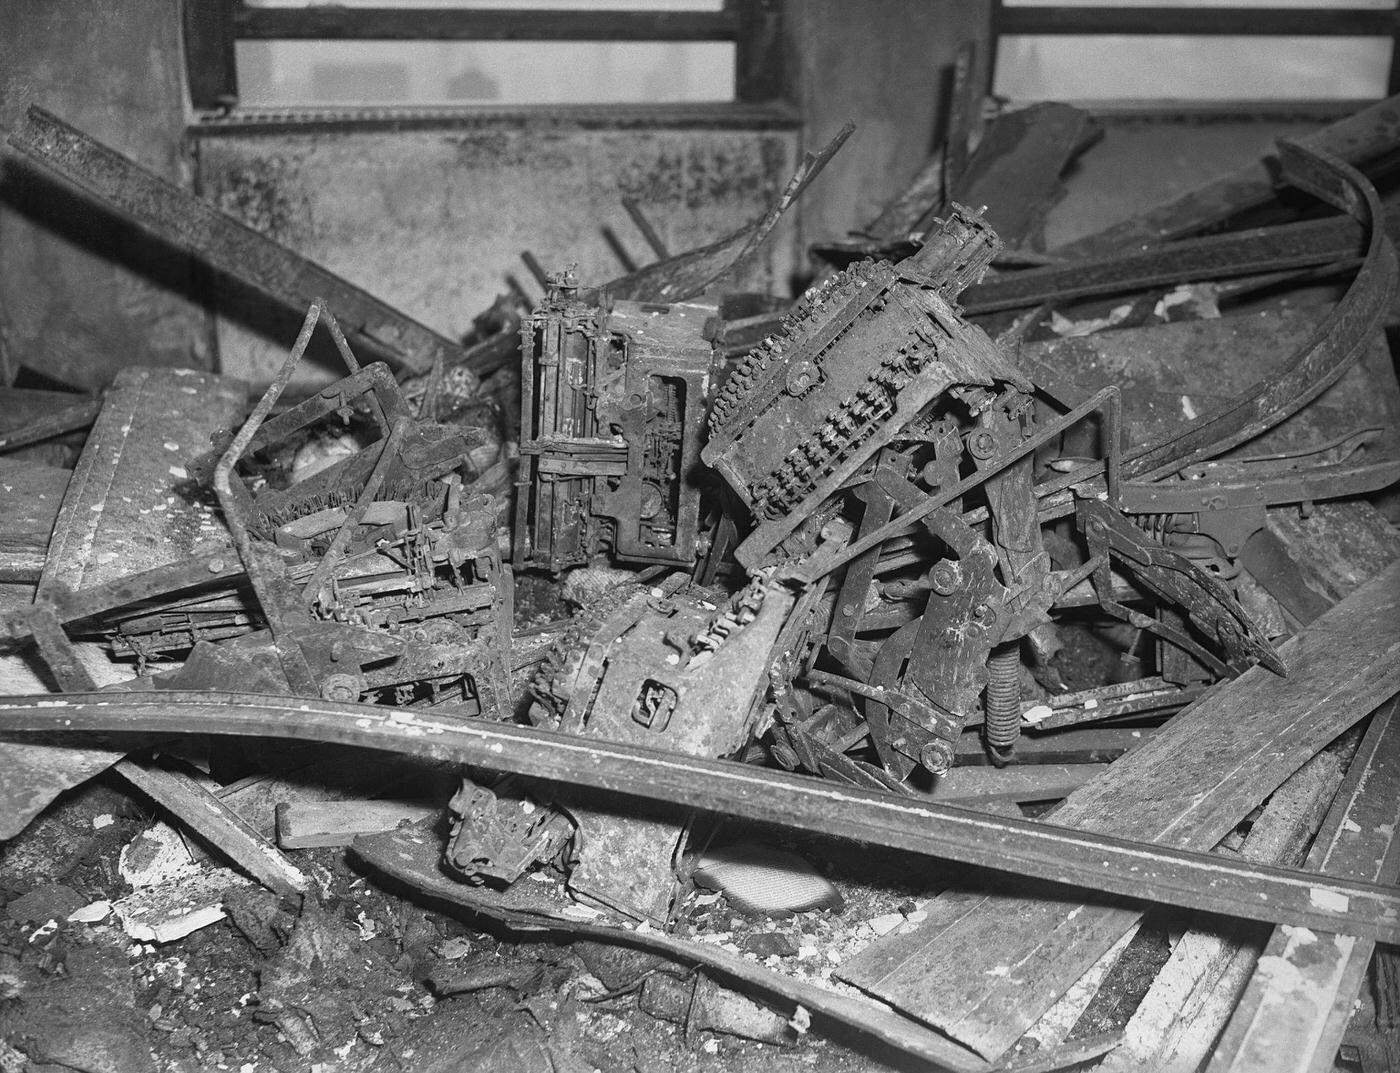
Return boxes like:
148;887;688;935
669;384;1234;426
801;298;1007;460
867;913;904;936
28;920;59;943
560;903;602;920
93;813;115;829
68;900;113;924
789;1005;812;1035
438;937;473;960
1022;704;1053;726
1255;952;1307;991
163;441;180;451
1280;924;1318;946
1310;887;1350;913
168;466;187;479
1181;396;1198;420
1084;698;1099;710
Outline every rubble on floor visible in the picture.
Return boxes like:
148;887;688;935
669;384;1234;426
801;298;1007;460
2;92;1400;1073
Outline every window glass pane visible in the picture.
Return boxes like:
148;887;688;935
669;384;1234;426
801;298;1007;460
236;39;736;105
1001;0;1391;8
994;35;1390;100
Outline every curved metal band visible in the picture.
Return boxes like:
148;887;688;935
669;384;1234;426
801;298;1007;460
1123;140;1398;483
0;689;1396;944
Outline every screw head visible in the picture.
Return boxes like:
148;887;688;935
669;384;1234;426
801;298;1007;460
320;672;363;703
920;739;954;776
969;429;998;459
929;560;962;595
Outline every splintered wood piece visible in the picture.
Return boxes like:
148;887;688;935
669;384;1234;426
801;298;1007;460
116;760;309;900
836;560;1400;1061
275;799;440;849
0;459;68;560
929;763;1102;804
948;102;1099;250
1206;698;1400;1073
1095;748;1344;1073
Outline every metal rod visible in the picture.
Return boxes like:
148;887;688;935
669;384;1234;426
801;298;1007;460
1;689;1397;943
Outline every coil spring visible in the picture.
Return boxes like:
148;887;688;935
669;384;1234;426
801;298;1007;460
1131;512;1183;541
983;642;1022;761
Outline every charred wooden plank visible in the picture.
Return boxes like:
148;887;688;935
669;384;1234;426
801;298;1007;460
1206;698;1400;1073
836;560;1400;1061
115;759;309;899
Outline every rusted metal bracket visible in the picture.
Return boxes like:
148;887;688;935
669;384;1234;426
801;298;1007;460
1;689;1397;943
7;106;471;378
1078;499;1285;677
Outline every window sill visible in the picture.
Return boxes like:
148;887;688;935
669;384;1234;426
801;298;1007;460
191;100;800;136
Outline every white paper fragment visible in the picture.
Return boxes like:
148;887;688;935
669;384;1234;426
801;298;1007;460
67;900;113;923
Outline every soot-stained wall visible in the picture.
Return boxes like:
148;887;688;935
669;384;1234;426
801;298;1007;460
196;117;800;387
0;0;211;390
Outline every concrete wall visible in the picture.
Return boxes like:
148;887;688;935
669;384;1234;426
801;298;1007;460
196;116;800;387
790;0;992;247
0;0;211;390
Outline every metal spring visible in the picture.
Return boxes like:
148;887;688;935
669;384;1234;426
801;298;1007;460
1131;512;1181;541
983;642;1022;757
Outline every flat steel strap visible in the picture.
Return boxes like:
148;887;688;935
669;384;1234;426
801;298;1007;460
0;687;1397;944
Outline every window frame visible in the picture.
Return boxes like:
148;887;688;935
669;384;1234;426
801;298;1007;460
987;0;1400;99
182;0;786;112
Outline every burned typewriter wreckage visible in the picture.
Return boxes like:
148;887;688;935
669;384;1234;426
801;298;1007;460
75;300;517;719
433;203;1284;922
49;203;1284;925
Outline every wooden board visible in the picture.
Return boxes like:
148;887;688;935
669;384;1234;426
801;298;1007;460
1096;748;1344;1073
0;459;68;557
0;367;247;840
837;559;1400;1061
1206;698;1400;1073
38;366;245;596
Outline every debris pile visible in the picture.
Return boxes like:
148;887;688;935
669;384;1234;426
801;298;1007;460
2;92;1399;1073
